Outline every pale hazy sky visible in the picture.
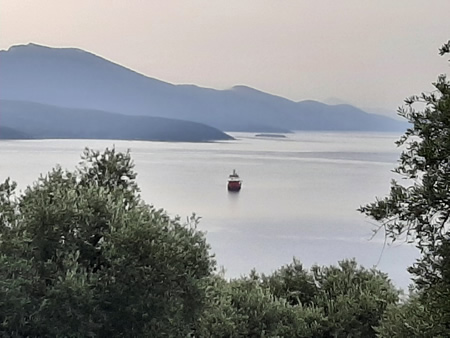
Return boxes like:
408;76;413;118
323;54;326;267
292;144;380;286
1;0;449;115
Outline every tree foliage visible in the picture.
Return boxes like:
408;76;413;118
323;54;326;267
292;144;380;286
376;294;449;338
260;258;318;306
359;40;450;333
195;259;398;337
0;148;214;337
303;260;393;337
195;274;326;337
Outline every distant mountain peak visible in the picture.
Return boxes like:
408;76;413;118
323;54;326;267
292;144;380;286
2;43;104;67
6;42;47;51
230;85;294;103
4;42;99;58
1;43;174;90
231;85;270;95
6;42;70;53
232;85;256;91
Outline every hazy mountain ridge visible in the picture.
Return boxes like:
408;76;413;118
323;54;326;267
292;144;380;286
0;100;233;142
0;43;407;133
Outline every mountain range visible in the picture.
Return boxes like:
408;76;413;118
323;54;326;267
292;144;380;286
0;43;406;141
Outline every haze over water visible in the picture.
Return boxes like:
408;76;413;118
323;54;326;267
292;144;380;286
0;132;418;289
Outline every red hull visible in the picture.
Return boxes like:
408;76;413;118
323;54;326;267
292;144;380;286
227;181;241;191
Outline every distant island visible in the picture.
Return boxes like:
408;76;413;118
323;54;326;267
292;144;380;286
0;43;408;142
255;133;287;138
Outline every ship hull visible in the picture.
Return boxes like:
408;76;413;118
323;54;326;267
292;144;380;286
227;181;241;192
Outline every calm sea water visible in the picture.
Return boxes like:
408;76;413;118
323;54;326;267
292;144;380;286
0;132;418;289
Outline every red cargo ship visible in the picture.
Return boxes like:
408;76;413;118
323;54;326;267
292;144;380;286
227;169;242;192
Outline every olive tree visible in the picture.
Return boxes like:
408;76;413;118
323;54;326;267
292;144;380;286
195;259;398;337
375;294;448;338
262;259;398;337
194;273;327;338
310;260;399;337
0;148;214;337
359;41;450;332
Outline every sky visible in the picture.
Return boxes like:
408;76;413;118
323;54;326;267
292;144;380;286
1;0;450;116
